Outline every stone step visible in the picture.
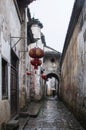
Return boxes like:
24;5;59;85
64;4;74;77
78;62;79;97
6;120;19;130
19;112;29;117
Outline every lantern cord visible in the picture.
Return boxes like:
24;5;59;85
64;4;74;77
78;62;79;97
36;40;38;48
35;38;40;48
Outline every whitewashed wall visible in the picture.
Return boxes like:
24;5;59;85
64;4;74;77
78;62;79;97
0;0;21;124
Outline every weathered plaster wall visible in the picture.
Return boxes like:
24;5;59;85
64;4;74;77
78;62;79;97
43;51;60;76
42;50;61;96
19;19;27;109
0;0;21;124
0;100;10;125
60;2;86;128
28;23;44;101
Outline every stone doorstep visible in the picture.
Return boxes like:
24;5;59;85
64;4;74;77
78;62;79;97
6;120;19;130
19;112;29;117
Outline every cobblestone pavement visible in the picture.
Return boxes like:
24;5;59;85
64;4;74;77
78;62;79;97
24;97;85;130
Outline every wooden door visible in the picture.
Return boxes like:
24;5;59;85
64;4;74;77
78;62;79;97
11;50;19;116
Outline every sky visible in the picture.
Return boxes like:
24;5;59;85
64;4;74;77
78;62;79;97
29;0;75;52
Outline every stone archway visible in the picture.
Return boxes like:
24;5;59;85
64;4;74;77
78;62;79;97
45;73;60;97
47;73;59;82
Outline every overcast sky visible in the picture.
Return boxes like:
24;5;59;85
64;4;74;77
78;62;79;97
29;0;75;52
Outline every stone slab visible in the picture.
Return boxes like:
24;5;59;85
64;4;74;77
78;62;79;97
27;102;43;117
6;120;19;127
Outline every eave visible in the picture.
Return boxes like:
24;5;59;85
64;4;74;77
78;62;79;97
18;0;36;7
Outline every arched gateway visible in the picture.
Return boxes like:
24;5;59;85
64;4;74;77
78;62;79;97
42;49;61;97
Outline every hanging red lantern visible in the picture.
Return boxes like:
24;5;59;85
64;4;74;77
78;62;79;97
30;58;42;69
29;47;44;58
41;74;47;80
36;48;44;58
26;72;31;75
29;47;36;58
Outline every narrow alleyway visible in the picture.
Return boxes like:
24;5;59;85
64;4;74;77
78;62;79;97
23;97;85;130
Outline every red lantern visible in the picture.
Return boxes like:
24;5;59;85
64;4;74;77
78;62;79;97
41;74;47;80
26;72;31;75
29;47;44;58
29;47;36;58
30;58;42;69
36;48;44;58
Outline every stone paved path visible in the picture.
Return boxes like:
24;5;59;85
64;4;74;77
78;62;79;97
24;97;85;130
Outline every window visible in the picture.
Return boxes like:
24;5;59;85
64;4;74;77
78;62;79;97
2;58;8;99
51;58;55;63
